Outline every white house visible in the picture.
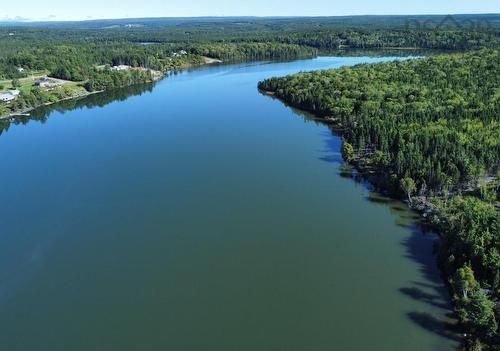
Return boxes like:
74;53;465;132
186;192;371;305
35;78;52;88
111;65;131;71
0;90;20;102
35;77;61;89
172;51;188;58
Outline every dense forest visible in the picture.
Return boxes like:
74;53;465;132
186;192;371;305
2;14;499;37
1;15;499;118
1;14;499;77
0;33;319;116
0;17;499;349
259;49;499;350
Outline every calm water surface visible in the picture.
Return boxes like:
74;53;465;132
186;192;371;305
0;57;459;350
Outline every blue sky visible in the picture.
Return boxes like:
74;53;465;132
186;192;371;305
2;0;499;21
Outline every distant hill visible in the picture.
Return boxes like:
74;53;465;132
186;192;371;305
1;14;499;30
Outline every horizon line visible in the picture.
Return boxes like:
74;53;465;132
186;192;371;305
1;12;499;23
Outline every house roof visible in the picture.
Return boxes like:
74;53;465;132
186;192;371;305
0;90;20;100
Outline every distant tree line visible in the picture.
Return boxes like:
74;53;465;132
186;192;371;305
1;25;499;81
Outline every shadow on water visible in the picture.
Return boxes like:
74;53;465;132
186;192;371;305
0;83;155;136
408;311;462;343
317;130;344;165
312;120;462;346
401;224;461;343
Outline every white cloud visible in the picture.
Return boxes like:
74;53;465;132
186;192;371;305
1;16;33;22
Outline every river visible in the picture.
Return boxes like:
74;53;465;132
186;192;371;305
0;57;459;350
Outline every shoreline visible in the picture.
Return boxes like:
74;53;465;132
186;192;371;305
264;89;453;220
0;57;224;122
0;89;105;121
259;81;500;348
260;85;463;316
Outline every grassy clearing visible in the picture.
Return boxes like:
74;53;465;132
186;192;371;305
0;70;50;92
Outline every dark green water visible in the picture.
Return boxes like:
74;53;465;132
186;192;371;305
0;57;459;351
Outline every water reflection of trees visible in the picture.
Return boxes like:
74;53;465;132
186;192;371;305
0;83;155;136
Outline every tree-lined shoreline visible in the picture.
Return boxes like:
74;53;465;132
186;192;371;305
2;17;499;120
259;49;499;350
1;17;499;350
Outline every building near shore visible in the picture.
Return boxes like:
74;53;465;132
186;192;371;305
35;77;61;89
0;90;20;102
111;65;131;71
